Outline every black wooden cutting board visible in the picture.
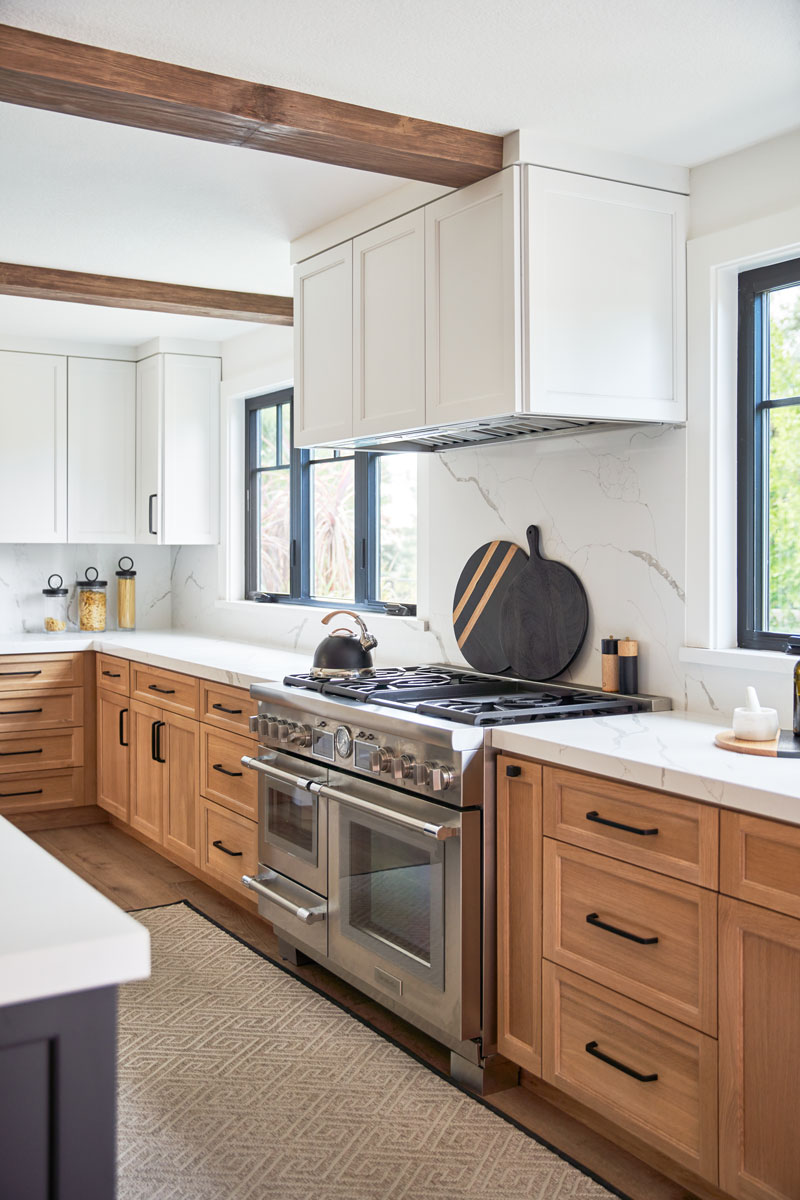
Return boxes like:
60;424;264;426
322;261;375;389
500;525;589;680
452;539;527;673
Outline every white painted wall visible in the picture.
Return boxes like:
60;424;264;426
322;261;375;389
688;127;800;238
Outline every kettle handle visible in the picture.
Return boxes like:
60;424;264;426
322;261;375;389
321;609;378;652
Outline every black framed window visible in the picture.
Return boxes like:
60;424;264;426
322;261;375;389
245;391;417;613
738;256;800;648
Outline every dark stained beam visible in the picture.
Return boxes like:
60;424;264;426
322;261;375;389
0;25;504;187
0;262;293;325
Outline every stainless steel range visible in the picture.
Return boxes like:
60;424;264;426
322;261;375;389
241;666;669;1088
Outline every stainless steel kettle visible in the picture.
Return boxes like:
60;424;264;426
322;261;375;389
311;609;378;678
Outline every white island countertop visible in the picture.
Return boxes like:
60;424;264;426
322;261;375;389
0;630;310;689
0;815;150;1008
492;710;800;825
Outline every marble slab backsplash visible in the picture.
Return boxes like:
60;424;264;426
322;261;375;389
0;544;173;633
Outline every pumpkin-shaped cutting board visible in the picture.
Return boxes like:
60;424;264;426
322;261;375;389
500;525;589;680
452;540;527;673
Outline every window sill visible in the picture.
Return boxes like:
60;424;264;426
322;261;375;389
679;645;795;676
215;598;430;634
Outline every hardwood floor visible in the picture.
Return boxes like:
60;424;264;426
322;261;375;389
31;816;717;1200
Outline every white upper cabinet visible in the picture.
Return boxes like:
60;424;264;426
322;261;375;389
136;353;221;545
0;351;66;543
68;358;136;543
294;242;353;448
425;168;522;427
353;210;426;438
526;166;687;422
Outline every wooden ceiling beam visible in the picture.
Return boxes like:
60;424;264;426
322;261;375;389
0;25;504;187
0;262;294;325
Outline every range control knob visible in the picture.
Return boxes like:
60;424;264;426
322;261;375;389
266;717;280;738
368;747;392;774
413;760;432;787
289;723;312;747
392;754;414;781
429;765;454;792
276;720;290;743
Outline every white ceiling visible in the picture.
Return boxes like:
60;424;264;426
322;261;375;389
0;0;798;342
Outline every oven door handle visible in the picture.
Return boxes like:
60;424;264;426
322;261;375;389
241;754;324;792
241;871;326;925
318;782;460;842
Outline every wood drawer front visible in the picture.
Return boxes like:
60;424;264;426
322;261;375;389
720;810;800;919
542;963;718;1182
0;727;84;775
0;688;83;733
0;654;83;692
543;767;718;887
0;767;85;814
543;840;717;1033
131;663;199;718
96;654;130;696
200;797;257;892
200;726;257;820
200;681;257;739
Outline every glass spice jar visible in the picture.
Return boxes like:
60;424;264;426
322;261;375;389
116;556;136;630
42;573;69;634
77;567;107;632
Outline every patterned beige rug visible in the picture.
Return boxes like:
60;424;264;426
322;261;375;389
118;903;625;1200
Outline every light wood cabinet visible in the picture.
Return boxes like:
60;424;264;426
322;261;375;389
720;810;800;920
0;689;82;734
719;896;800;1199
200;725;257;820
0;727;83;776
294;242;353;447
130;663;199;719
129;699;164;843
497;754;543;1075
67;357;136;543
199;680;257;740
0;351;67;543
543;838;717;1033
96;654;130;697
0;768;84;816
353;210;426;438
425;167;521;427
128;698;198;865
200;796;258;891
0;654;83;692
543;962;718;1181
135;352;221;545
96;689;129;821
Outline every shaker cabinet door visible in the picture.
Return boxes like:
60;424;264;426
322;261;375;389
294;242;353;447
97;689;130;822
0;351;67;542
135;355;162;544
353;211;426;438
161;355;220;545
68;358;136;543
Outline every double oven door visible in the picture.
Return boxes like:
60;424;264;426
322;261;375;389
246;747;481;1044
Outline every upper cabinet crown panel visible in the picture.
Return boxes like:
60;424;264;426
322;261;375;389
68;357;136;543
0;351;67;543
292;163;687;449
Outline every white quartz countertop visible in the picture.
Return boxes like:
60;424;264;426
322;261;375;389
0;815;150;1007
0;630;311;689
492;711;800;824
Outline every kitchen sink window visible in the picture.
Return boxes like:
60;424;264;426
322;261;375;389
245;390;417;612
738;256;800;649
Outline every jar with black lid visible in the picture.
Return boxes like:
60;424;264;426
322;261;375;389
116;556;136;630
77;567;107;632
42;574;68;634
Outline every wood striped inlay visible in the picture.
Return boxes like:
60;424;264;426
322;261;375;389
452;539;527;674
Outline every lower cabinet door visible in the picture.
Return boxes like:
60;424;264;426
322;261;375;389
129;699;164;843
200;797;257;896
497;755;543;1075
162;711;200;866
719;896;800;1200
97;689;129;821
543;962;718;1182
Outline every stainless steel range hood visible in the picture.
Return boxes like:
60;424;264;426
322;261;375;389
320;412;647;454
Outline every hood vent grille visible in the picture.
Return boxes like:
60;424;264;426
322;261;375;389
335;413;645;454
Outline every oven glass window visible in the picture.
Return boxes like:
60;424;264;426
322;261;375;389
340;812;445;986
267;785;317;865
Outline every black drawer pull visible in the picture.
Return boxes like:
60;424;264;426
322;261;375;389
103;670;122;678
2;708;43;715
151;720;166;763
506;765;522;777
148;493;158;536
586;810;659;837
585;1041;658;1083
0;747;43;757
212;703;243;715
0;787;44;799
213;839;243;857
148;684;176;694
119;708;128;748
0;670;42;677
213;763;243;777
586;912;659;945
